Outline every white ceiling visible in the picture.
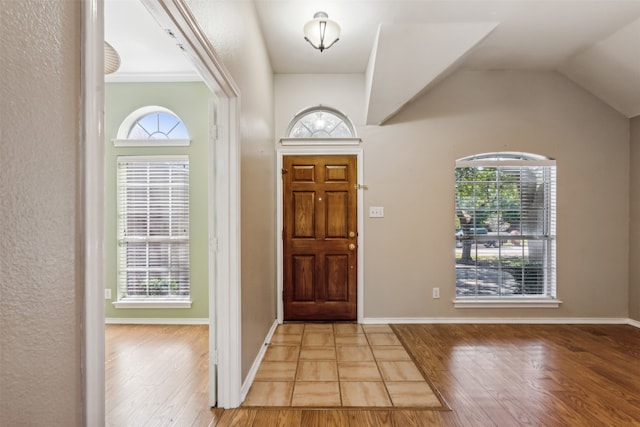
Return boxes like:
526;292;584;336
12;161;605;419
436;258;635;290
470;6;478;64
105;0;199;81
106;0;640;121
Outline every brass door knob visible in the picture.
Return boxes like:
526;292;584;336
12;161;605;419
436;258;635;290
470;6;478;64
348;243;356;250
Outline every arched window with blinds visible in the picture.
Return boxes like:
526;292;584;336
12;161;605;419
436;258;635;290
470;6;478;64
454;152;559;307
113;105;192;307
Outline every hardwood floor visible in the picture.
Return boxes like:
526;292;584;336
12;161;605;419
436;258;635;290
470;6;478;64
106;323;640;426
106;324;218;427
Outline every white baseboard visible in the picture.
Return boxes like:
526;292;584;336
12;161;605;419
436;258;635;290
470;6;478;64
628;318;640;328
105;317;209;325
362;317;632;325
240;319;279;402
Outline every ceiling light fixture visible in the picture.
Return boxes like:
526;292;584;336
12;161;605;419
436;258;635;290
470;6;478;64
104;41;121;75
304;11;340;52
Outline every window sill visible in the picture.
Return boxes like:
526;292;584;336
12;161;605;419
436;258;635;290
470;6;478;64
113;138;191;147
113;299;192;309
454;298;563;309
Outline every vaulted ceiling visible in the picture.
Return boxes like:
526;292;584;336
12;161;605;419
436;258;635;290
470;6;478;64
106;0;640;124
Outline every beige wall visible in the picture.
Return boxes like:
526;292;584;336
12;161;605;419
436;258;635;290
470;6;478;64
187;0;276;379
0;0;83;425
275;74;366;137
276;70;630;319
630;116;640;321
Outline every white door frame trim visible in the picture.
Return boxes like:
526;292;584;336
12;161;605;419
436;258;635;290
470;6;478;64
82;0;106;423
83;2;243;425
276;145;365;324
140;0;243;409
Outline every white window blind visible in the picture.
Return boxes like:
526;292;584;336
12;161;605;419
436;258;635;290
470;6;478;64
117;156;190;301
455;153;556;300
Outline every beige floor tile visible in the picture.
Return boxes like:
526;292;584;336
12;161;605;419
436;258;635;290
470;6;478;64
264;345;300;362
246;322;438;410
243;381;294;406
362;324;393;334
385;381;441;407
291;381;341;407
335;334;369;345
303;324;334;332
299;346;336;360
270;333;303;345
371;346;412;361
366;333;401;346
255;361;297;381
340;382;392;407
334;323;363;336
302;331;334;347
297;360;338;381
336;345;374;362
378;361;424;381
338;361;382;381
276;324;305;335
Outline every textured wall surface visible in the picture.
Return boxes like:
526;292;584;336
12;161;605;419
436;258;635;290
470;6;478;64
0;0;83;424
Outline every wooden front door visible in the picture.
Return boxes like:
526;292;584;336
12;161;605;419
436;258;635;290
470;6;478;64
283;155;357;321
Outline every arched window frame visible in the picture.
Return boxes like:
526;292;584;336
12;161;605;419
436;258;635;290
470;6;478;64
113;106;191;147
281;105;360;145
454;151;560;308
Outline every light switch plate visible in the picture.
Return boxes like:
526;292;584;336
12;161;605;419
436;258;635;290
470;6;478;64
369;206;384;218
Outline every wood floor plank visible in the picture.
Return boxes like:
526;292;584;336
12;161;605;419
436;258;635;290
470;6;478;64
215;409;256;427
250;409;302;427
345;410;390;427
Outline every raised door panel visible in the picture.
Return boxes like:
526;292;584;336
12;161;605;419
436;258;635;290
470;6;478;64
283;155;357;321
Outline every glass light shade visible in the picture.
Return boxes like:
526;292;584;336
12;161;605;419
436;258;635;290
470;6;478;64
303;12;340;52
104;41;121;74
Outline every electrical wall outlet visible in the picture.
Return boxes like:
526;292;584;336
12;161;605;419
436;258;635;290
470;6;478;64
432;287;440;299
369;206;384;218
105;288;112;300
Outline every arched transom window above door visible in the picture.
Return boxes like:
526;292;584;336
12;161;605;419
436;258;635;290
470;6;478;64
282;106;360;145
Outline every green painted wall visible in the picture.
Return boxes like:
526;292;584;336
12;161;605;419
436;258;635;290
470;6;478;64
104;82;213;319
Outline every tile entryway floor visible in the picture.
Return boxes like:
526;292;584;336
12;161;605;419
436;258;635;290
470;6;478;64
243;323;442;408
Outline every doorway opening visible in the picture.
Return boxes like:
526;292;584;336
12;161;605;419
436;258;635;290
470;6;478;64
84;0;242;423
282;154;358;321
276;146;364;324
277;106;363;323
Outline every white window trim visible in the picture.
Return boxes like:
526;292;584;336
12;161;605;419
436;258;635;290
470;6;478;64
280;137;361;146
113;299;192;309
113;138;191;147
